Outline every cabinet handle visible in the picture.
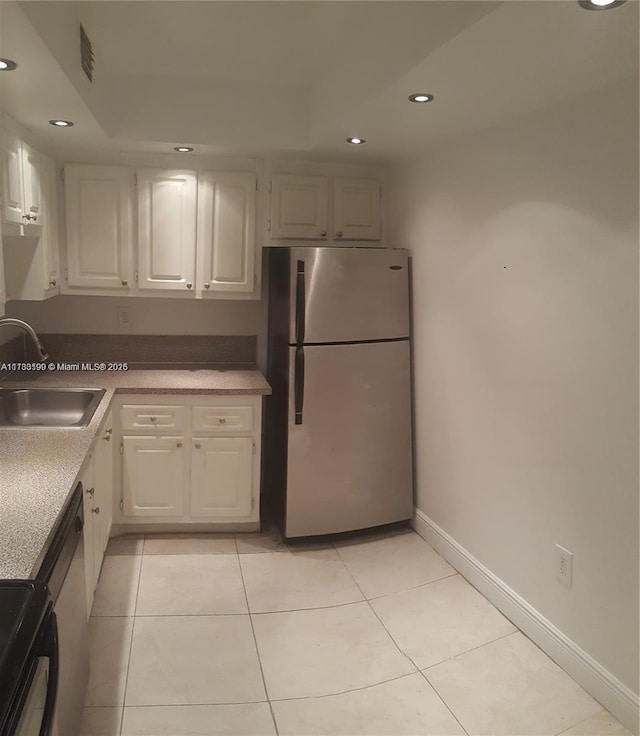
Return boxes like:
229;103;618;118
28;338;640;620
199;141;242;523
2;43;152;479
86;488;95;497
336;231;343;238
218;417;226;424
149;416;156;422
176;442;183;448
103;433;111;442
49;279;57;287
186;282;193;289
121;280;128;287
92;507;100;514
204;283;210;289
106;428;112;434
195;442;201;449
320;230;327;237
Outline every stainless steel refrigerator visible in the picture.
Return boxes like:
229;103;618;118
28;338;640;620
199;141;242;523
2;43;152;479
265;246;414;539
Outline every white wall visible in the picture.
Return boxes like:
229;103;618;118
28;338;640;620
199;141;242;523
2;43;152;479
390;77;638;700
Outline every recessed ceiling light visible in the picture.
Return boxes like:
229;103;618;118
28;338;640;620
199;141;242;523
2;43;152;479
578;0;626;8
346;137;366;145
409;93;434;103
49;119;74;127
174;146;194;153
0;58;17;71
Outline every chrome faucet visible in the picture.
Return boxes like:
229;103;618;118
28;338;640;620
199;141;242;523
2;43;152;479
0;318;49;362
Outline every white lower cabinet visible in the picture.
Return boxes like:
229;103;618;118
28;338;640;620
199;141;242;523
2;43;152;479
116;395;261;525
122;436;186;517
81;410;114;616
190;437;253;518
80;454;96;617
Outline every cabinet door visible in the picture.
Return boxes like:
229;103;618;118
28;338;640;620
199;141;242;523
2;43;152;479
4;154;60;301
190;437;253;518
42;157;60;293
270;174;329;240
123;436;186;517
137;169;197;292
333;177;381;241
80;457;96;617
21;143;44;228
93;411;114;557
65;165;132;289
1;131;24;225
198;171;256;295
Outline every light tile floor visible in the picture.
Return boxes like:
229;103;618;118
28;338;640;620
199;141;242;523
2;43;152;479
80;526;632;736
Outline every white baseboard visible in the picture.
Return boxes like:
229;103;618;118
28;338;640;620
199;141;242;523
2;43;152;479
413;508;639;735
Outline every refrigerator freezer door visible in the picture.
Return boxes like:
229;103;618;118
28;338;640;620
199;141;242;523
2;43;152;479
285;340;413;537
288;247;410;344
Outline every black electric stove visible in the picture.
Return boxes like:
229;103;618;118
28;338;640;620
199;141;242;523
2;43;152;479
0;580;53;736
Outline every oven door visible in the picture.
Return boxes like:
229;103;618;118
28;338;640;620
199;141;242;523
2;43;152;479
8;612;59;736
14;658;58;736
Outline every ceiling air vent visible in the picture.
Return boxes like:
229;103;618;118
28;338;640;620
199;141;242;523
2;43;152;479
80;24;94;82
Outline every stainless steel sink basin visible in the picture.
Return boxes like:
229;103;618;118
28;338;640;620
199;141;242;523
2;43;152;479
0;388;106;428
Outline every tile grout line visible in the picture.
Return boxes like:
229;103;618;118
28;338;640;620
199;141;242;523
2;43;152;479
118;699;271;709
366;570;459;601
118;536;146;736
269;671;433;704
333;542;470;736
416;668;470;736
332;542;417;667
236;536;280;736
553;709;608;736
421;630;519;671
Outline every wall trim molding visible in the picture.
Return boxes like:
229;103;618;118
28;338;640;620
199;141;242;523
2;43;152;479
412;508;639;734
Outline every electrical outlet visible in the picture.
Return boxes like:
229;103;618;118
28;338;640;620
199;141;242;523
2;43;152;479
117;307;131;331
556;544;573;588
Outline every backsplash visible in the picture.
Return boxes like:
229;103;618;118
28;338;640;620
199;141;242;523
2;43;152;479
1;334;257;368
0;335;27;364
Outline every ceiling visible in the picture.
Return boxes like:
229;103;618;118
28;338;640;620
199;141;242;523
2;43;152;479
0;0;637;162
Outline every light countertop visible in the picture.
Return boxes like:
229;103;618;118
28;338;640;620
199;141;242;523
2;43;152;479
0;369;271;580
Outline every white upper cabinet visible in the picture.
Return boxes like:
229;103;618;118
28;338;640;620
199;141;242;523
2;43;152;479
333;177;381;241
137;169;197;292
270;174;329;240
1;131;25;226
197;171;257;295
21;143;44;227
3;154;59;301
42;157;60;293
268;171;382;244
0;132;45;233
64;164;132;290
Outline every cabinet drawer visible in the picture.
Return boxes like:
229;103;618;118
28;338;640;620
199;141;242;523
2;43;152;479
121;404;186;431
192;405;253;434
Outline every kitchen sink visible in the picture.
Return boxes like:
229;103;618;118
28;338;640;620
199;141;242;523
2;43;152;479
0;388;106;428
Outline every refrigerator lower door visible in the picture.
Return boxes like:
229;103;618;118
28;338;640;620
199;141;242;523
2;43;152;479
285;340;413;537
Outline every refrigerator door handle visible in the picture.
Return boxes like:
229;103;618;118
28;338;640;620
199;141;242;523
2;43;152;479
295;260;305;345
294;346;304;425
